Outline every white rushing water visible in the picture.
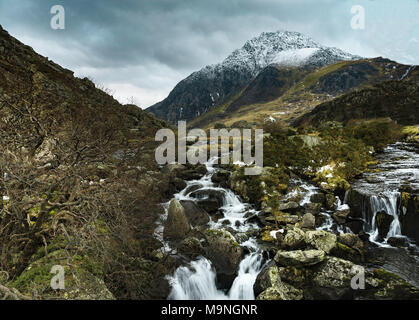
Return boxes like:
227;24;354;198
366;192;403;247
165;162;332;300
162;157;265;300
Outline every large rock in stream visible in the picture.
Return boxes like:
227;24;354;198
190;189;225;214
179;200;210;227
204;229;243;288
163;199;190;241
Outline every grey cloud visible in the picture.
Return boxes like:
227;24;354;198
0;0;417;107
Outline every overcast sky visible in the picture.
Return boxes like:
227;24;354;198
0;0;417;108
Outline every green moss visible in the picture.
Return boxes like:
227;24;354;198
401;192;410;207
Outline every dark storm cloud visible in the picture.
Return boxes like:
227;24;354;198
0;0;417;106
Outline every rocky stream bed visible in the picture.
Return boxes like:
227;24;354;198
156;142;419;300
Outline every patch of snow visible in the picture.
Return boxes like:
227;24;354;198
272;47;319;66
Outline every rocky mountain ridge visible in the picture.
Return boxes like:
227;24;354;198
147;30;360;123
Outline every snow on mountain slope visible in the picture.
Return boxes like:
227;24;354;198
272;48;320;66
190;31;359;80
147;30;360;123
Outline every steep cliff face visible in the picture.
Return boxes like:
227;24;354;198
147;30;359;124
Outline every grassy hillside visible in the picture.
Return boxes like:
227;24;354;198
0;25;176;300
189;58;412;129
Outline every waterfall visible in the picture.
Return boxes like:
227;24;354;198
367;192;402;245
168;242;265;300
228;251;264;300
167;257;228;300
164;156;265;300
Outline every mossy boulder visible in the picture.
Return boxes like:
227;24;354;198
274;249;326;267
178;237;205;259
9;250;114;300
163;199;191;241
283;227;306;250
371;268;419;300
204;229;243;287
305;230;337;254
310;257;363;300
254;263;303;300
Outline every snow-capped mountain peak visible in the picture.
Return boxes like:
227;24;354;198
192;30;359;80
147;30;361;123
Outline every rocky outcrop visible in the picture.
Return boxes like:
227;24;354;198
310;257;365;299
254;263;303;300
304;230;337;254
274;250;326;267
163;199;191;241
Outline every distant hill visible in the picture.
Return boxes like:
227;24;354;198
293;67;419;127
188;57;414;129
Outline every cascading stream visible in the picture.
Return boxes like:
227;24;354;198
160;157;265;300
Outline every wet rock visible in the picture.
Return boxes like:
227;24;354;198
345;219;365;235
196;199;221;214
325;194;337;210
387;236;409;248
211;169;230;188
371;268;419;300
183;184;202;196
191;189;224;214
338;233;364;252
354;231;368;242
300;213;316;229
332;206;350;224
274;249;326;267
178;169;206;180
163;199;190;241
399;193;419;243
235;232;250;243
178;237;205;259
375;211;393;241
205;229;243;287
345;189;365;219
253;261;278;296
169;177;187;193
310;193;325;205
179;200;210;227
305;230;337;254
